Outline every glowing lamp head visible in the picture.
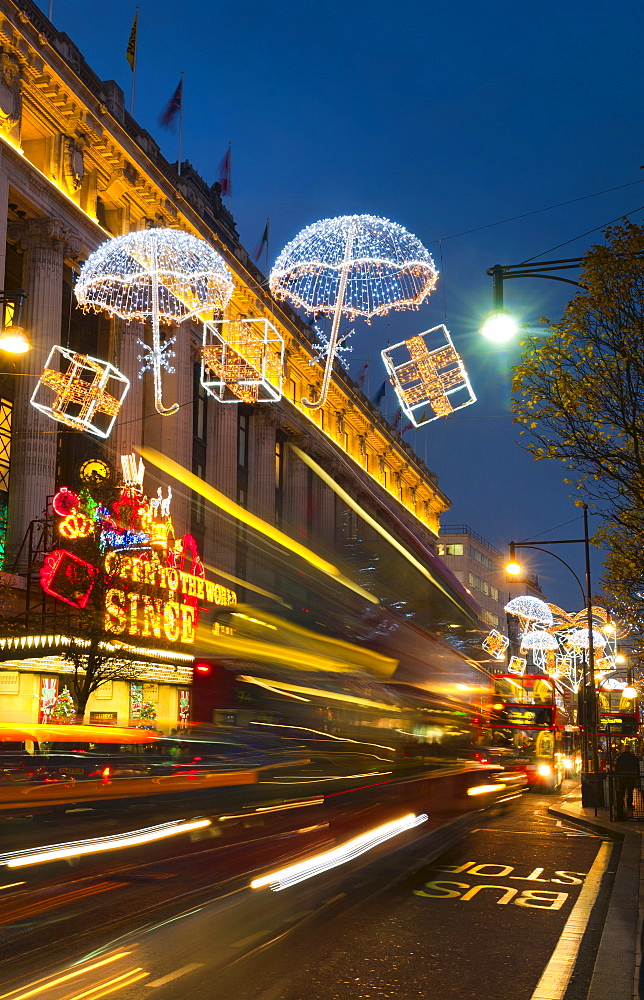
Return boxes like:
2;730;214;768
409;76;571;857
615;653;626;664
603;622;616;634
505;560;522;576
0;325;31;354
623;686;637;699
480;309;518;344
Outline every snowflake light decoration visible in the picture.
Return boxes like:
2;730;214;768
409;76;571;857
270;214;438;409
482;629;509;660
381;325;476;426
310;325;354;367
504;595;554;627
31;346;130;439
75;228;233;416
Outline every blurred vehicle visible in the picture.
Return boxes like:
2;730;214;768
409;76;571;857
485;675;568;793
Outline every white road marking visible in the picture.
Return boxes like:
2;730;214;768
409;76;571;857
147;963;204;987
530;840;613;1000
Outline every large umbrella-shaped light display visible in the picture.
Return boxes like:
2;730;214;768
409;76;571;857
270;214;438;409
76;228;234;416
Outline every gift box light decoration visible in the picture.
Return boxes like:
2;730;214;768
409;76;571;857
75;228;234;417
482;629;509;660
201;317;284;403
31;346;130;439
270;214;438;409
508;655;527;675
381;325;476;426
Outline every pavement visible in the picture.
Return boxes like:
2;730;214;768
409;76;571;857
548;783;643;1000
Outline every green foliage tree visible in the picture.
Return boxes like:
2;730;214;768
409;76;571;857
511;219;644;629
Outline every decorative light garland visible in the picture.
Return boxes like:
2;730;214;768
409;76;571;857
270;214;438;409
75;228;234;417
381;325;476;426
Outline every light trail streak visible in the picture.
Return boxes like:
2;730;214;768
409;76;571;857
2;819;210;869
251;813;427;890
0;953;132;1000
138;447;377;604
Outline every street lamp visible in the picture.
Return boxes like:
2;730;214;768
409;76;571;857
0;289;30;354
481;259;584;342
505;504;601;806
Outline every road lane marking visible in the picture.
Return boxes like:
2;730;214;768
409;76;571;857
147;964;204;987
530;840;613;1000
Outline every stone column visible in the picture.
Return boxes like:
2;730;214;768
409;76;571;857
111;317;144;462
205;401;237;576
313;475;336;549
6;218;81;570
283;439;310;542
246;409;276;599
247;409;275;525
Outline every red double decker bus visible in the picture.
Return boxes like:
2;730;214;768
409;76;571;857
485;674;568;792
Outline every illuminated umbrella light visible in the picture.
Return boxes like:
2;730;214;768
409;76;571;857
504;595;554;627
76;228;234;416
270;214;438;409
565;628;606;651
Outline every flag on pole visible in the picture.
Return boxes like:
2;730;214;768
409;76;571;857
218;145;231;197
372;381;386;406
357;361;369;385
159;77;183;128
126;11;138;71
393;408;402;429
401;421;415;434
254;220;269;261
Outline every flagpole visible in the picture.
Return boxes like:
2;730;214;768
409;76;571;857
177;71;184;177
130;6;139;116
264;217;270;273
227;141;232;211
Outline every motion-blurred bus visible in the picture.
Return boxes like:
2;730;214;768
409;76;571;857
485;674;567;792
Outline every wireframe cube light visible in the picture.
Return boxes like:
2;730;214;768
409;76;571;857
381;324;475;426
31;345;130;439
201;317;284;403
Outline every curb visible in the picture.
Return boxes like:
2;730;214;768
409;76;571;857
548;801;641;1000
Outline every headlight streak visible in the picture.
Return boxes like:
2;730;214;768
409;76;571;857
250;813;427;891
219;798;324;820
1;818;210;869
61;968;149;1000
260;772;393;784
467;784;506;796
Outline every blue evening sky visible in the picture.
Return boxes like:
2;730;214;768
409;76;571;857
39;0;644;610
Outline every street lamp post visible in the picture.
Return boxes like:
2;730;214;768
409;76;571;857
481;259;584;343
506;504;600;805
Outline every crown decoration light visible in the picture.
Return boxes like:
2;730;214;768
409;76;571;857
201;317;284;403
31;346;130;439
270;214;438;409
519;629;559;652
482;629;509;660
504;595;554;626
75;228;234;417
381;325;476;426
565;627;606;651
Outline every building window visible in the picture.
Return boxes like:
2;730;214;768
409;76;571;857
193;363;207;441
439;543;463;557
238;411;248;468
290;378;298;403
192;463;206;526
